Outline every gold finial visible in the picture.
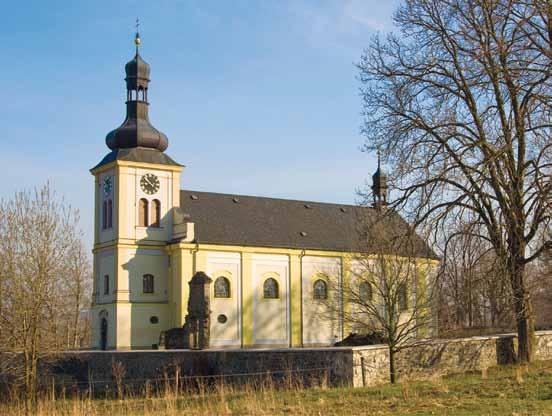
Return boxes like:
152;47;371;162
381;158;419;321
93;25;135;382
134;18;141;48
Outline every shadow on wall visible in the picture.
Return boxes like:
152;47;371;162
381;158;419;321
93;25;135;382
302;264;342;346
98;204;347;350
395;335;519;380
94;206;178;350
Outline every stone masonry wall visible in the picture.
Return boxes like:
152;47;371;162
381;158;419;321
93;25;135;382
352;331;552;387
40;348;354;392
8;331;552;391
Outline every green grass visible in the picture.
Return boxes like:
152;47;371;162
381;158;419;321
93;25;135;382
3;361;552;415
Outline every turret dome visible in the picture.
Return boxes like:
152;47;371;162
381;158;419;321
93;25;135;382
125;52;150;91
105;31;169;152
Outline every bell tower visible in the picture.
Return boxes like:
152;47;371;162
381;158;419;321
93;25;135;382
90;29;183;350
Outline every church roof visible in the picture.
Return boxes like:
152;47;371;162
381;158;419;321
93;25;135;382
179;190;438;259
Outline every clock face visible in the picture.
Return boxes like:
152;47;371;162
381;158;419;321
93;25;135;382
103;176;113;197
140;173;160;195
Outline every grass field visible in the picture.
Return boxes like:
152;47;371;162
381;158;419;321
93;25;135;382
2;360;552;415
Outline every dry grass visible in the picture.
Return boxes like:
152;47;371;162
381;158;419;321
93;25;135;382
2;361;552;415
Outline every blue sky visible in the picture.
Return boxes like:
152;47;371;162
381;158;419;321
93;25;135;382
0;0;400;246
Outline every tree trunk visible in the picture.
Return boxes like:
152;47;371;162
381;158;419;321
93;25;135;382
509;257;534;363
389;346;396;384
467;275;473;328
23;351;37;416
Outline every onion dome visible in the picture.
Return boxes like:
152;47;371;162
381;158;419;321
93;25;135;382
105;31;169;152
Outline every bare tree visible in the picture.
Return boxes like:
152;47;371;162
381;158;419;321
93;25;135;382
60;239;92;349
0;184;91;412
439;220;513;333
359;0;552;362
527;244;552;330
325;213;437;384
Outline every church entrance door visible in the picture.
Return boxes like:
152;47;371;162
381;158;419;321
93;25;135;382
100;318;108;350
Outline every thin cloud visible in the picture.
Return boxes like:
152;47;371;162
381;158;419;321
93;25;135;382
288;0;397;55
343;0;392;32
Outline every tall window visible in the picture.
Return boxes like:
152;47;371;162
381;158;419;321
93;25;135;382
151;199;161;227
102;201;107;229
139;198;149;227
143;274;154;294
359;281;372;302
107;199;113;229
214;276;231;298
398;283;408;312
104;274;110;295
263;278;279;299
313;279;327;300
102;200;113;230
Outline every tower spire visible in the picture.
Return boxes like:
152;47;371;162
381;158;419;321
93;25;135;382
372;149;388;208
104;28;169;152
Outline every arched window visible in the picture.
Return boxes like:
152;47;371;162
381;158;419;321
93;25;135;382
313;279;327;300
214;276;231;298
143;274;154;293
100;317;108;350
139;198;149;227
359;281;372;302
398;283;408;312
103;274;110;295
263;278;279;299
102;200;107;229
151;199;161;227
107;199;113;229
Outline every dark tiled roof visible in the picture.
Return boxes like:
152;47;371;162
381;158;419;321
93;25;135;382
91;148;182;171
180;190;437;259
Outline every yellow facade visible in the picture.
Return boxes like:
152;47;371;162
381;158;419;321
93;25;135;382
90;159;438;350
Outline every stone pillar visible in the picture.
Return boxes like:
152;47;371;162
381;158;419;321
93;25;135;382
186;271;212;349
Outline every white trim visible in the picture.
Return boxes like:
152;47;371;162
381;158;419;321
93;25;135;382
206;254;242;345
251;256;290;346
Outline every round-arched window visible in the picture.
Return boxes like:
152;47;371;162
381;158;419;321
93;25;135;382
359;282;372;302
143;274;154;293
313;279;327;300
398;283;408;312
214;276;231;298
263;278;279;299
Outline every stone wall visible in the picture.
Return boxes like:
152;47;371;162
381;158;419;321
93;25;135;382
351;345;389;386
353;331;552;386
8;331;552;392
535;331;552;360
40;348;354;392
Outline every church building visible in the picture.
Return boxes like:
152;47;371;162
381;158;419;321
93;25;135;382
90;33;438;350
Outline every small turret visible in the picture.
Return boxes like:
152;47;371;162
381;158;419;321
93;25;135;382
372;151;388;208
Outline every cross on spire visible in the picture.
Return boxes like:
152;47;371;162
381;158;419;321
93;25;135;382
134;18;141;52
